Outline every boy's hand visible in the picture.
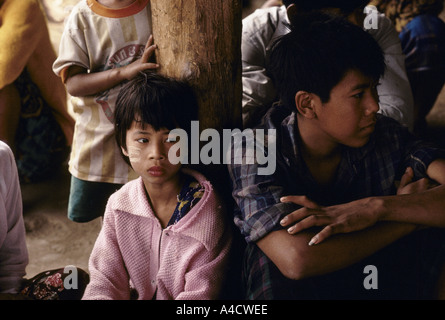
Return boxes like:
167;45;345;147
279;168;439;246
122;35;159;80
279;196;381;246
396;167;438;195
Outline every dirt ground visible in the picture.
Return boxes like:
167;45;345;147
22;0;445;279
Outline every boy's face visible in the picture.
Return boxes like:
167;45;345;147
312;69;380;148
122;121;182;189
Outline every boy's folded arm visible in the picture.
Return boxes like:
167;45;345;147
379;159;445;227
256;159;445;281
256;221;416;281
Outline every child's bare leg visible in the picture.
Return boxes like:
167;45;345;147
0;84;21;153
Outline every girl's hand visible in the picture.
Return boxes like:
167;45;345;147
122;35;159;80
279;195;381;246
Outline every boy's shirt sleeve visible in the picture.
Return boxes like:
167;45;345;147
52;8;90;83
379;116;445;180
403;138;445;181
227;130;299;243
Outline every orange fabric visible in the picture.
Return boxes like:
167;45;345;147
87;0;150;18
0;0;46;89
0;0;74;145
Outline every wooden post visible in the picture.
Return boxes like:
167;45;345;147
150;0;242;131
150;0;243;187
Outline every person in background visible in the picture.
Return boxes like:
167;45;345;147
0;140;28;296
241;0;414;131
53;0;158;223
369;0;400;26
0;140;88;300
397;0;445;136
0;0;75;183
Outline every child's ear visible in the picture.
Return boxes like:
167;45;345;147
121;146;129;157
286;4;298;21
295;91;316;119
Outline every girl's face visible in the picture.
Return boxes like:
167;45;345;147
122;121;182;190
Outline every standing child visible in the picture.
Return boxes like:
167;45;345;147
53;0;158;222
82;72;232;300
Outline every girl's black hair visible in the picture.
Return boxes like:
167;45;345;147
114;71;198;165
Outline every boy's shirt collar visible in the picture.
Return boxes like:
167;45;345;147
268;106;380;206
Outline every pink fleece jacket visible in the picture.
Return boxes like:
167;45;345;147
82;169;232;300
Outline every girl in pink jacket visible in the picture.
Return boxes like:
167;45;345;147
82;72;232;300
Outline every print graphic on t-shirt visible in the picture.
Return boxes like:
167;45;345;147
96;44;146;123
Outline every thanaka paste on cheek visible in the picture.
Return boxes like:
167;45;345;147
127;146;141;162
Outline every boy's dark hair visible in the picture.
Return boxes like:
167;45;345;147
114;71;198;166
282;0;369;15
268;12;385;109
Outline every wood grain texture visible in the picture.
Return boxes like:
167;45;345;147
151;0;243;131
